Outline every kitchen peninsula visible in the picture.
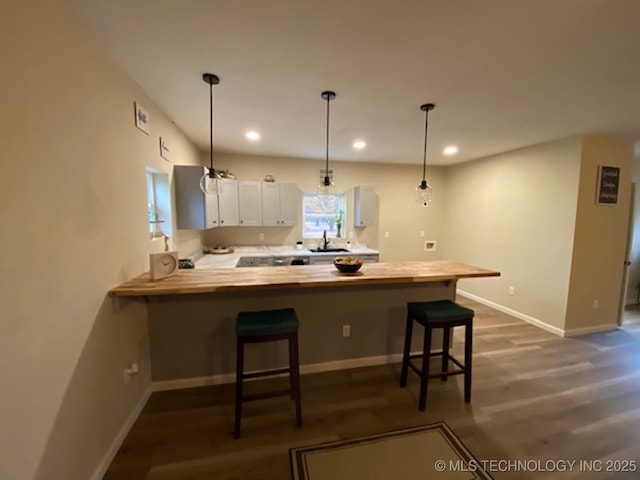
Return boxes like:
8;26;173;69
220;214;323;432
109;261;499;387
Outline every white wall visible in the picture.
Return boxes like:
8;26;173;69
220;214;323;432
0;1;202;478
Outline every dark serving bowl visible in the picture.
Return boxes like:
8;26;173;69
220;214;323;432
333;258;363;273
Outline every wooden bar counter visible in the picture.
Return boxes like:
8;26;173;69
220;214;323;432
110;261;499;387
108;260;499;298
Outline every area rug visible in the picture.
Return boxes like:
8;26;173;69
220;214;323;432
290;422;492;480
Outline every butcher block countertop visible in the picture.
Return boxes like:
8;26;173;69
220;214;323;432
108;260;500;298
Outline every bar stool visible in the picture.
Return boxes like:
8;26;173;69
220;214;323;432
234;307;302;438
400;300;474;411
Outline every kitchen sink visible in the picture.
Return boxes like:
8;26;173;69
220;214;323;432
308;248;350;253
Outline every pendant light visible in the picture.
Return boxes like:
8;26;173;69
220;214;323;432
199;73;223;195
318;90;337;195
414;103;435;206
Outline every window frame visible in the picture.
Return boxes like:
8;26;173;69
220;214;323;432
301;192;346;239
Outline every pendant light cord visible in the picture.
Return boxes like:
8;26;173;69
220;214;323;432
422;106;429;182
325;95;330;175
209;82;214;175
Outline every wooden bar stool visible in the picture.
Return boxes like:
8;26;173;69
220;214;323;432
400;300;474;411
234;307;302;438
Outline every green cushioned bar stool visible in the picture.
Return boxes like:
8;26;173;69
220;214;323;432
400;300;474;411
234;307;302;439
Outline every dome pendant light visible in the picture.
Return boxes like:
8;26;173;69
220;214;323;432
199;73;223;196
318;90;337;195
414;103;435;207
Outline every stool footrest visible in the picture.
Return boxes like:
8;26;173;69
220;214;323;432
242;367;290;380
407;359;465;379
242;389;292;402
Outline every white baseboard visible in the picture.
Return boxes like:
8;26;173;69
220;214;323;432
152;353;405;392
457;290;620;337
91;387;151;480
563;323;618;336
457;289;566;337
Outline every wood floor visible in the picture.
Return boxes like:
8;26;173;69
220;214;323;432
104;299;640;479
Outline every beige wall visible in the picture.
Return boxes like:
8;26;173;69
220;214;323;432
199;153;446;261
442;135;633;334
1;1;202;479
442;138;582;330
564;136;632;332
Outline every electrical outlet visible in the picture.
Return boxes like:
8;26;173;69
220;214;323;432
419;230;425;237
349;231;355;238
342;324;351;337
384;231;390;238
593;299;599;309
424;240;436;251
509;286;515;295
258;233;264;241
123;363;139;384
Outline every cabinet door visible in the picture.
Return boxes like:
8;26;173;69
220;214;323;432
354;185;376;227
279;183;299;226
175;165;217;230
238;181;262;226
261;182;279;226
218;179;239;226
205;189;219;228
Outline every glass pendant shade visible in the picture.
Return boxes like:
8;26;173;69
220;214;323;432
414;180;433;207
318;176;336;195
200;168;223;195
414;103;435;207
200;72;221;196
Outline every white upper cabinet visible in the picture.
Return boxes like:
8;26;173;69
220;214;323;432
174;165;219;230
354;185;376;227
175;169;296;229
262;182;298;226
238;181;262;226
218;178;239;226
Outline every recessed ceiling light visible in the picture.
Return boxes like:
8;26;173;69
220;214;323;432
245;131;261;141
353;140;366;150
443;145;458;155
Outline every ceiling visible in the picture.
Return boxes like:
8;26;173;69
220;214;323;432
63;0;640;166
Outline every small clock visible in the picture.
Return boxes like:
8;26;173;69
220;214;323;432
149;251;179;280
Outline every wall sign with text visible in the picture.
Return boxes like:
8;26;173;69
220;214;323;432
596;165;620;205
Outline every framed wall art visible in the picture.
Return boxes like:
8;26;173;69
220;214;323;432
596;165;620;205
159;137;171;161
134;101;150;134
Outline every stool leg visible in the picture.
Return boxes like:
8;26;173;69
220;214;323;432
288;332;303;428
464;319;473;403
234;338;245;439
419;325;432;411
400;312;414;388
441;326;451;381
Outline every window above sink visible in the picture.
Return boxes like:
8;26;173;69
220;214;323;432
302;192;346;239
